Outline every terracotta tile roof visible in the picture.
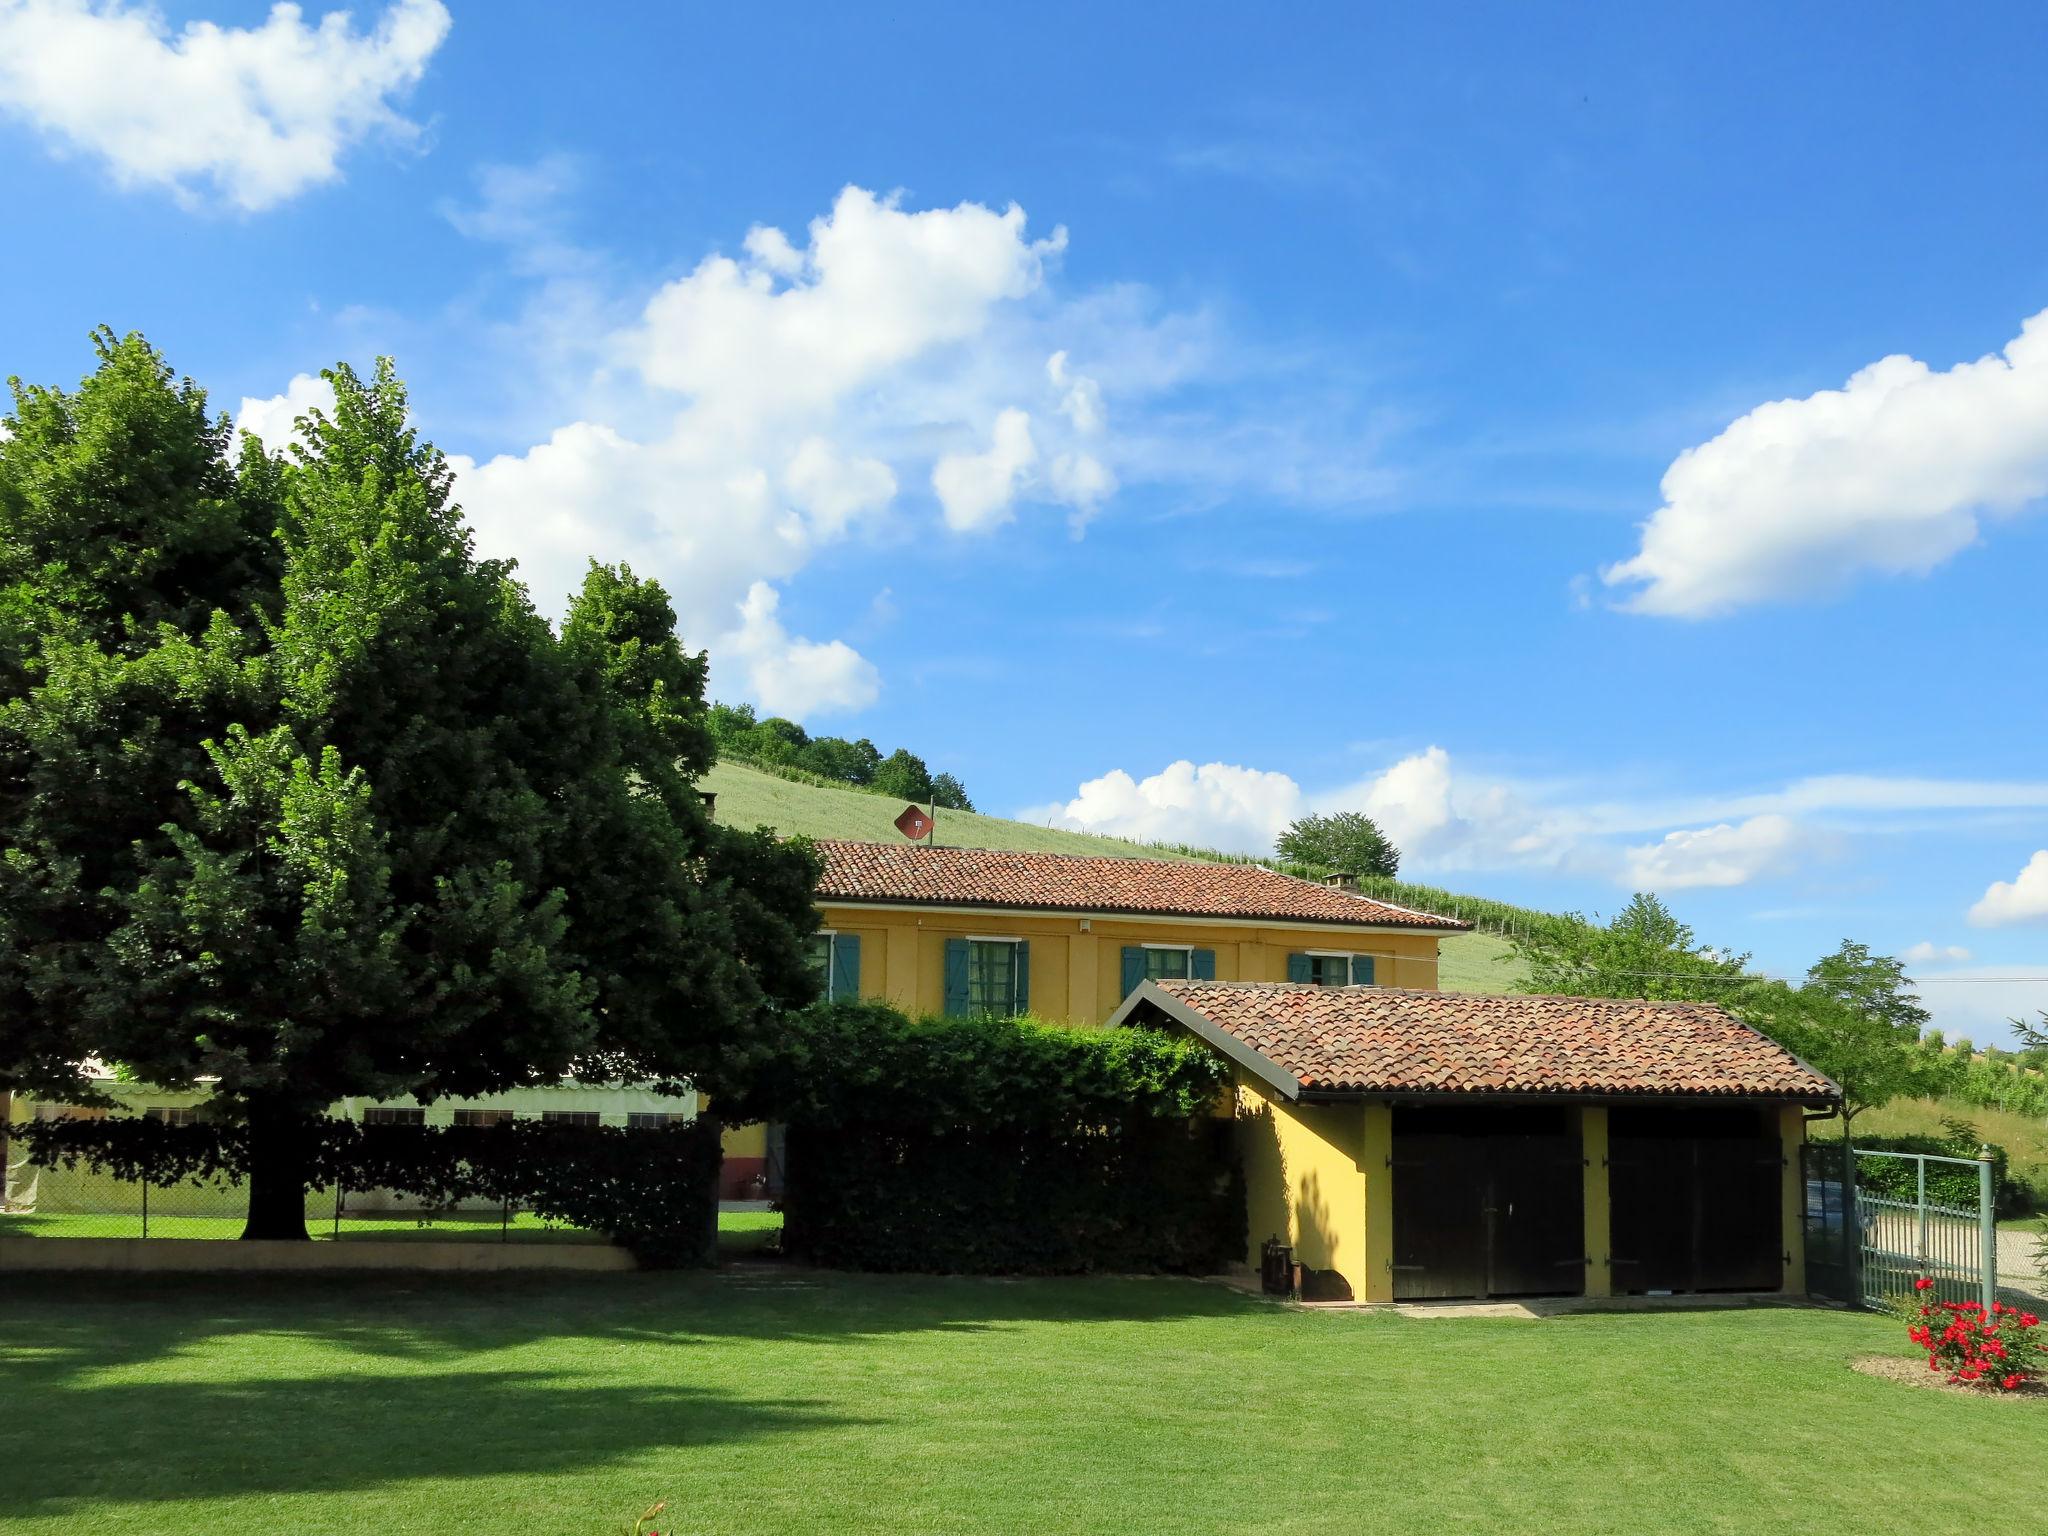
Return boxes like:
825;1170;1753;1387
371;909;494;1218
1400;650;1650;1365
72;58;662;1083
1140;981;1839;1102
812;839;1469;931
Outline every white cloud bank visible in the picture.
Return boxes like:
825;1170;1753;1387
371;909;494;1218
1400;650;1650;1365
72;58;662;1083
239;185;1128;719
1024;746;1581;874
1969;850;2048;927
1605;308;2048;616
1621;814;1805;890
0;0;450;211
1027;753;2048;891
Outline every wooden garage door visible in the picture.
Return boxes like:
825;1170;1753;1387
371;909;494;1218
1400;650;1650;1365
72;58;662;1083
1391;1107;1584;1301
1609;1107;1783;1294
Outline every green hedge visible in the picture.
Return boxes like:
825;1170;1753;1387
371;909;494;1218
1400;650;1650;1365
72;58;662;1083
782;1119;1245;1274
1849;1132;2016;1217
734;1001;1243;1274
16;1115;724;1266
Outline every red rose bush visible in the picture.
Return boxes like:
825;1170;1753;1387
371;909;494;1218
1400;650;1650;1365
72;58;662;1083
1903;1277;2042;1391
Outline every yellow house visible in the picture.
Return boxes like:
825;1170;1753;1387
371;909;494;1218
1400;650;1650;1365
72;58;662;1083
1110;979;1842;1304
715;838;1474;1199
805;838;1467;1022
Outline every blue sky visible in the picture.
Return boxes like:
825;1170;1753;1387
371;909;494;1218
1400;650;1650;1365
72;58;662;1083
3;1;2046;1041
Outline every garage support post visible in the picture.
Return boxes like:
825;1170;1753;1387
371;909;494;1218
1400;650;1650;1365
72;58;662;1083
1578;1106;1611;1297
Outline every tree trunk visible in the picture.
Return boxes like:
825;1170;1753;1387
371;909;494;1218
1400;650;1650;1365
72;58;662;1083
240;1099;312;1241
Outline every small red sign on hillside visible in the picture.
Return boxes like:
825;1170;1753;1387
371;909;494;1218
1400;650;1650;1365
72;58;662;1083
894;804;933;842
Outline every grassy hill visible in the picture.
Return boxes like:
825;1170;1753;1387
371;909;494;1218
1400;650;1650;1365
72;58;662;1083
703;759;1531;996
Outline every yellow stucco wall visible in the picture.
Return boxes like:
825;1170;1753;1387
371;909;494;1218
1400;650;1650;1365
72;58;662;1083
1234;1072;1393;1302
1579;1106;1611;1297
1778;1103;1808;1295
817;903;1443;1025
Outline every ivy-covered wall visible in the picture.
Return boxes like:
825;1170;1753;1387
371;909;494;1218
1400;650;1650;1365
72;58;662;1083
731;1001;1245;1274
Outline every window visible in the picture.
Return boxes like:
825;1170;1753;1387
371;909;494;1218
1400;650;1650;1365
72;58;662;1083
968;939;1020;1016
362;1107;425;1127
944;936;1028;1017
1306;953;1351;988
451;1109;512;1127
1143;945;1192;982
1290;952;1377;988
627;1112;687;1130
541;1111;601;1127
812;931;861;1001
144;1107;199;1126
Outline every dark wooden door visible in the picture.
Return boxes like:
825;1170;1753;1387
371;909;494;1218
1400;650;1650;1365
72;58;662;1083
1392;1118;1584;1301
1486;1136;1586;1296
1611;1125;1783;1294
1392;1134;1487;1299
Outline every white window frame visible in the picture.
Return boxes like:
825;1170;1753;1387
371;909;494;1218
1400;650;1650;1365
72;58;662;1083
813;928;840;1001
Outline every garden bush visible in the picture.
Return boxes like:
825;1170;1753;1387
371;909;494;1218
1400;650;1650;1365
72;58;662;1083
1901;1277;2043;1390
15;1114;723;1266
730;1001;1244;1274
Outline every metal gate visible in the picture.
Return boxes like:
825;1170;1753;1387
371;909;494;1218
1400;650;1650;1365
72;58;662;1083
1853;1147;1996;1312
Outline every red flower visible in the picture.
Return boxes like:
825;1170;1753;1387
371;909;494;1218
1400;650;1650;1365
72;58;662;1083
2002;1375;2024;1391
1915;1277;1936;1291
2022;1313;2040;1328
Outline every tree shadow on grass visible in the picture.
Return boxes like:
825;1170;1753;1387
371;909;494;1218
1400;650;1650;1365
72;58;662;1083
0;1367;858;1515
0;1267;1269;1393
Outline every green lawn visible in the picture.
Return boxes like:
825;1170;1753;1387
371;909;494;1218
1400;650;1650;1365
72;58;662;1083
0;1271;2034;1536
0;1209;782;1249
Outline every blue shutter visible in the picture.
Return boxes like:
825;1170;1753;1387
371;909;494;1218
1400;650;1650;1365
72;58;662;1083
1013;941;1030;1016
1121;946;1146;998
831;933;862;1000
1286;952;1312;984
943;938;970;1016
1351;954;1375;987
1192;948;1216;981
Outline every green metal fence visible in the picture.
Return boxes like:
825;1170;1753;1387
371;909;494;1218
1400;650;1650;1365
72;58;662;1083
1855;1147;1996;1312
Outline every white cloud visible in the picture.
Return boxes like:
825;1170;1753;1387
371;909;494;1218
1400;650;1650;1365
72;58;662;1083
1023;760;1305;853
1621;814;1806;890
438;185;1142;722
1023;745;1582;871
1968;849;2048;927
717;582;878;719
932;408;1037;532
0;0;451;211
1902;942;1973;966
1604;308;2048;616
235;371;334;453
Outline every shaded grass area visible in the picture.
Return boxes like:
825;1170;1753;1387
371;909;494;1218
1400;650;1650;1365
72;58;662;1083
0;1271;2035;1535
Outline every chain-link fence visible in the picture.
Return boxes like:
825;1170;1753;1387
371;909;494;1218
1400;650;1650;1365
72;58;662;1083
1;1154;604;1243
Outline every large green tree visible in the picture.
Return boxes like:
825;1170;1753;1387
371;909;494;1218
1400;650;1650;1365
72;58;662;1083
0;335;819;1238
1736;942;1929;1126
1275;811;1400;879
1511;892;1751;1002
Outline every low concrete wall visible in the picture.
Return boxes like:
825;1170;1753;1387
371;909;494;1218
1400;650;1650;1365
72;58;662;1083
0;1236;637;1273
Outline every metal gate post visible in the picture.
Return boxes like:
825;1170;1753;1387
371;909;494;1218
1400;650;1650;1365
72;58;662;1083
1978;1148;1996;1313
1844;1140;1863;1308
1915;1158;1928;1276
